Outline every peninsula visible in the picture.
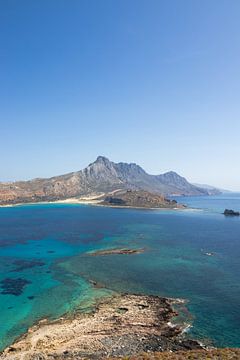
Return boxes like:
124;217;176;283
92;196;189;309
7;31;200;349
100;189;183;209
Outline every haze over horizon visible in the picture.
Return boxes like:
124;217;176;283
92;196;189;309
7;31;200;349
1;1;240;191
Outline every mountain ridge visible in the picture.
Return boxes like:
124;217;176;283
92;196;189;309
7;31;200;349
0;156;214;205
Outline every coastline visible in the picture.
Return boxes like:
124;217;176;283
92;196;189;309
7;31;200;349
0;197;185;211
0;195;240;356
0;292;203;359
0;198;102;208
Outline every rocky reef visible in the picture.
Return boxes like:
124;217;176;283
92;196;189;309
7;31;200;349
0;278;32;296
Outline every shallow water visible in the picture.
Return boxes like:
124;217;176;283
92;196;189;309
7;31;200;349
0;195;239;349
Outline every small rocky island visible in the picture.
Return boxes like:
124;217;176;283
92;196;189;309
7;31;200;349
89;248;145;256
100;190;183;209
223;209;240;216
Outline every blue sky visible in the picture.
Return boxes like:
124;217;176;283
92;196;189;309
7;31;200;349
0;0;240;190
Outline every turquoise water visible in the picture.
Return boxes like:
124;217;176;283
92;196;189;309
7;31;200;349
0;196;239;349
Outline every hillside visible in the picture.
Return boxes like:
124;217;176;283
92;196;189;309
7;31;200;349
0;156;211;205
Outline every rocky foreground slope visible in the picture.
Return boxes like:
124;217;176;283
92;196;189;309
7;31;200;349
2;293;237;360
0;156;214;205
0;294;202;360
111;349;240;359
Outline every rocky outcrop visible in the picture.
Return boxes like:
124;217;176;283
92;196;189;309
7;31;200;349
0;156;211;205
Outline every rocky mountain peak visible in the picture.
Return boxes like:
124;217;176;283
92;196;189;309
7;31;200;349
95;156;110;164
86;156;113;171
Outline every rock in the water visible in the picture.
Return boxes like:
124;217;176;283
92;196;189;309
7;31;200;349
223;209;240;216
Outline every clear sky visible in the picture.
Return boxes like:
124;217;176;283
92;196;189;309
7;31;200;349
0;1;240;190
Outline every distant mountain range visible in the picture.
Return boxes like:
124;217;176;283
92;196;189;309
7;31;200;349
192;183;231;194
0;156;221;205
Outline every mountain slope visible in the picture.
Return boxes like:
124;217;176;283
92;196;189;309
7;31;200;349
157;171;207;196
0;156;209;205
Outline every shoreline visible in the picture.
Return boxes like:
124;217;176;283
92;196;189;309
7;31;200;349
0;197;186;211
0;198;103;208
0;292;203;359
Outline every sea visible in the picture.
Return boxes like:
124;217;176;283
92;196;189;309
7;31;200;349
0;193;239;350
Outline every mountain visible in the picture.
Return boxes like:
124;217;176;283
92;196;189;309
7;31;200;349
0;156;210;205
156;171;208;196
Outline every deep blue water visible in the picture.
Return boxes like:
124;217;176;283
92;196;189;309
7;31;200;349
0;194;239;350
174;192;240;213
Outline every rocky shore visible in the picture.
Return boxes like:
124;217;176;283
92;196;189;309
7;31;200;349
0;294;202;360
